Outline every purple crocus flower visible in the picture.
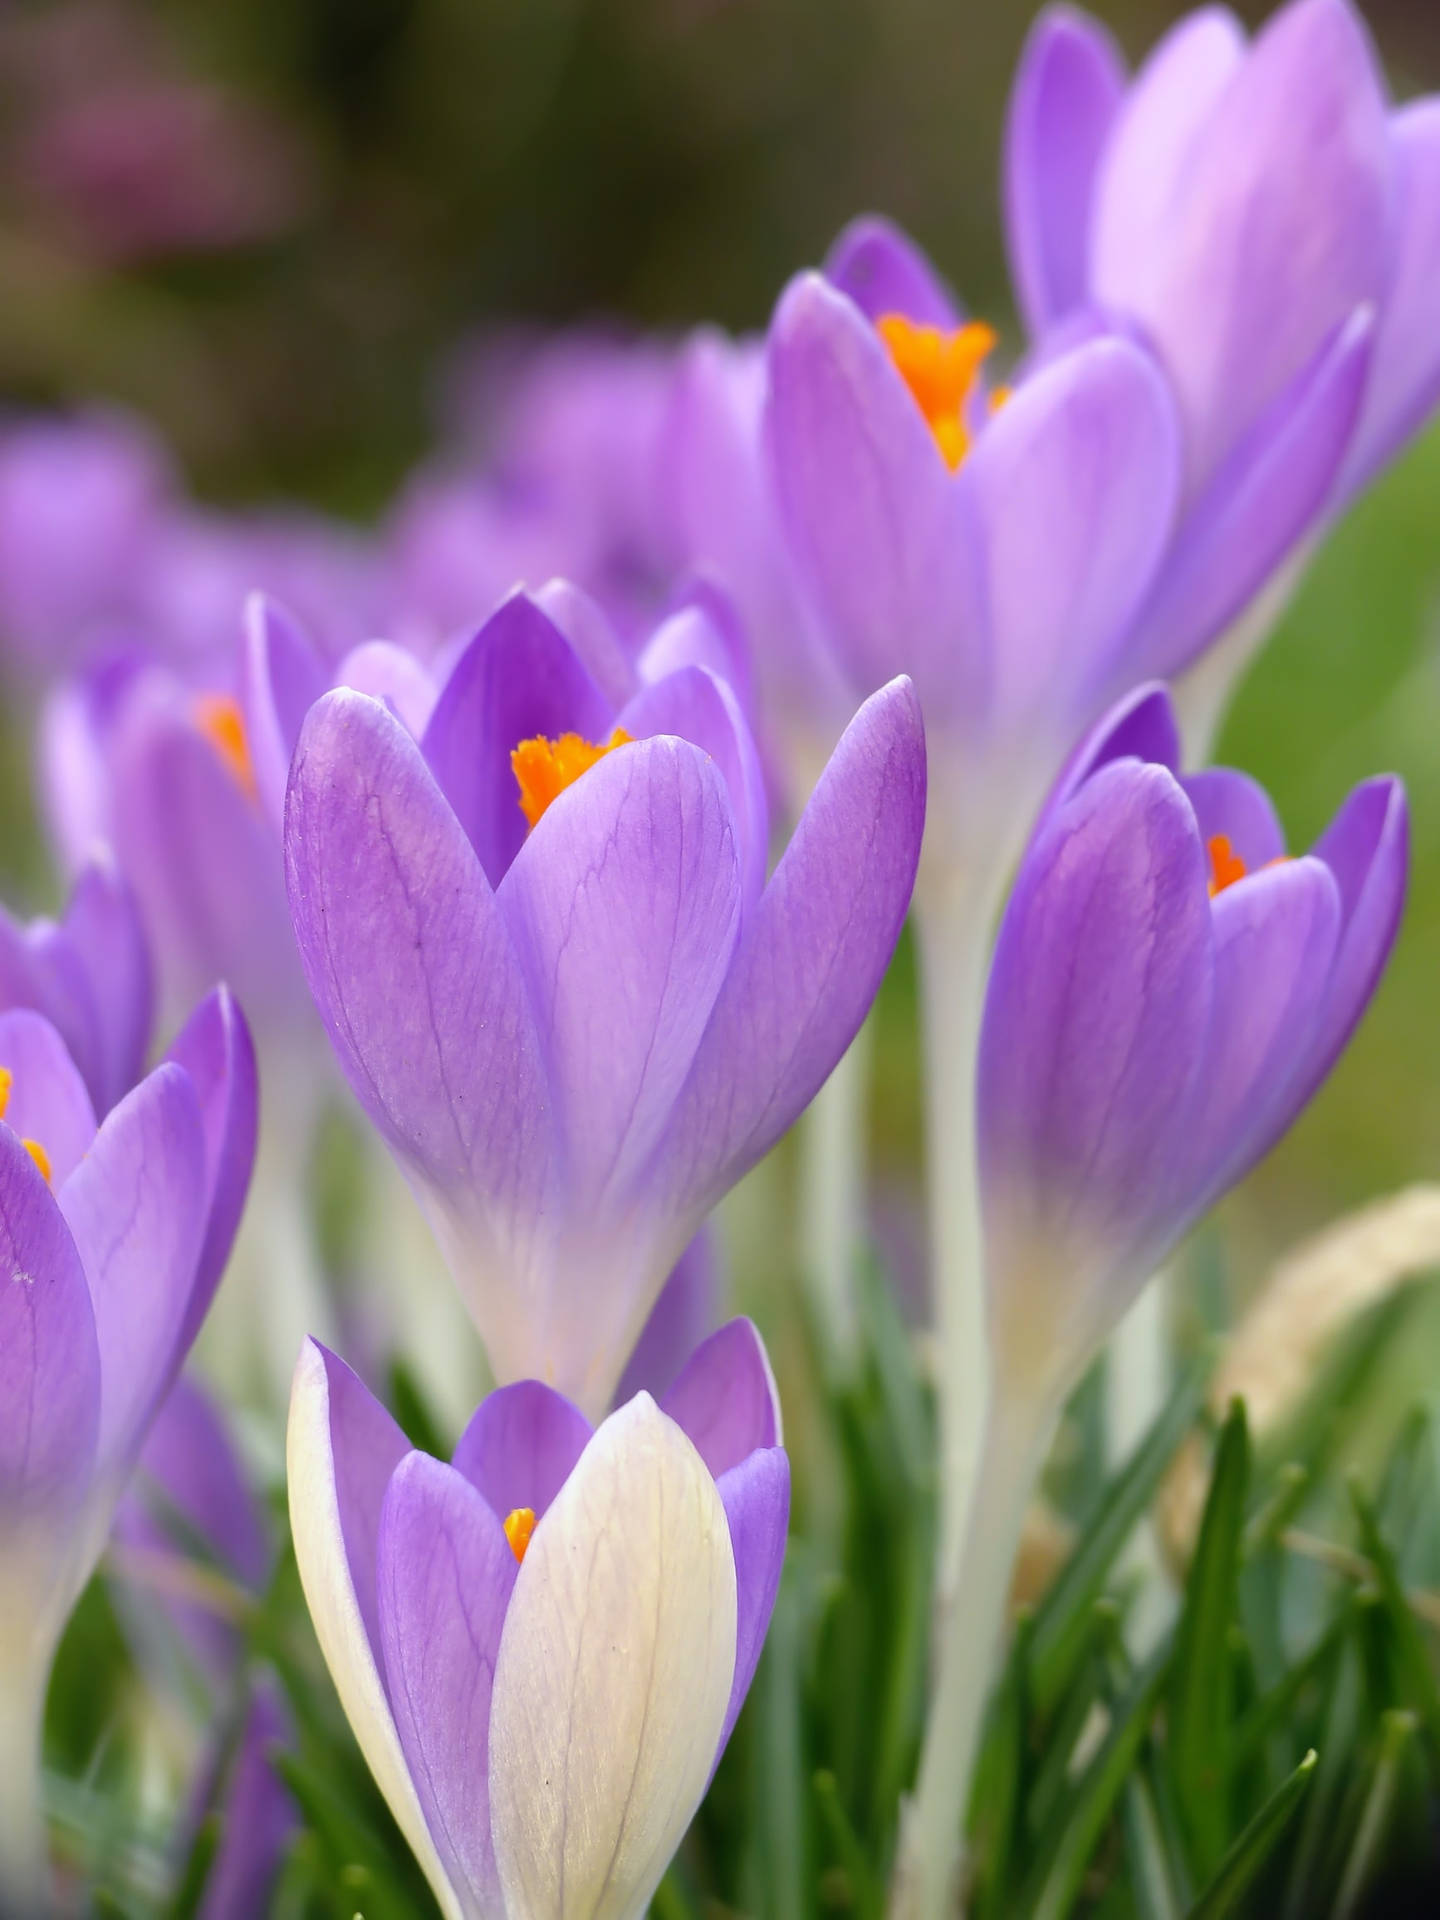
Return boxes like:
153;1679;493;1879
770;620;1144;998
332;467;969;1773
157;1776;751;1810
0;986;255;1908
1005;0;1440;698
283;591;924;1413
979;683;1407;1408
0;852;151;1116
288;1319;788;1920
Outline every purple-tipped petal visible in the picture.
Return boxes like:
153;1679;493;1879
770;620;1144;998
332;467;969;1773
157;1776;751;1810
616;664;769;908
242;594;328;835
1005;6;1127;336
1125;309;1373;680
336;643;437;743
531;579;638;710
824;215;963;327
766;274;983;714
53;855;153;1113
451;1382;592;1524
498;735;742;1215
661;1318;780;1479
636;592;749;707
420;591;614;887
1179;768;1286;870
660;677;925;1217
1342;101;1440;494
1046;682;1181;822
58;1061;208;1477
715;1447;790;1753
378;1453;515;1915
0;1128;100;1519
617;1230;719;1405
284;689;554;1243
965;335;1180;722
0;1008;97;1186
165;988;258;1338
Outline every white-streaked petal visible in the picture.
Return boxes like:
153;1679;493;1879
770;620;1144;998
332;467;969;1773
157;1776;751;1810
488;1393;738;1920
286;1341;465;1920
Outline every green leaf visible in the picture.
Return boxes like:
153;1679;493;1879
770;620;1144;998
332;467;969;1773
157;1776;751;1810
1231;1604;1353;1776
1330;1711;1419;1920
814;1770;884;1920
1349;1483;1440;1754
1184;1749;1317;1920
1281;1634;1366;1920
1029;1352;1211;1716
1168;1401;1250;1881
272;1752;427;1920
1124;1771;1185;1920
973;1610;1034;1920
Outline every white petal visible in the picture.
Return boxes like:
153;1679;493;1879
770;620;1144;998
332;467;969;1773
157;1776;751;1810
488;1393;738;1920
286;1342;467;1920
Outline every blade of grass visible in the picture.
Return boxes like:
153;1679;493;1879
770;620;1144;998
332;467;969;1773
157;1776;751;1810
1185;1749;1317;1920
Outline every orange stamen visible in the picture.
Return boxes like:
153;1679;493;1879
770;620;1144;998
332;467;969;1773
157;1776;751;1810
0;1068;10;1121
193;693;258;802
1207;833;1248;897
22;1139;51;1185
511;727;632;831
876;314;1000;469
503;1506;537;1564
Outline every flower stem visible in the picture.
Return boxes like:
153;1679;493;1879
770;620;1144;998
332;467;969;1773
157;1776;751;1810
0;1655;49;1917
890;1391;1050;1919
799;1015;874;1377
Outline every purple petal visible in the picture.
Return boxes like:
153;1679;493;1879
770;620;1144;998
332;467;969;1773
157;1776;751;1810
1096;0;1392;488
420;591;614;887
378;1454;515;1915
58;1061;208;1477
660;1318;780;1479
51;854;154;1113
616;1230;719;1405
715;1447;789;1755
497;735;742;1217
636;590;750;710
616;664;769;908
451;1382;592;1524
336;642;437;743
1046;682;1182;823
198;1683;296;1920
979;761;1215;1281
284;690;554;1254
765;273;984;717
241;594;328;835
0;1127;100;1519
823;215;962;327
1179;768;1286;870
1004;6;1127;335
660;677;924;1219
1342;101;1440;494
531;579;638;709
165;988;259;1341
0;1008;98;1186
1123;309;1372;680
965;335;1180;722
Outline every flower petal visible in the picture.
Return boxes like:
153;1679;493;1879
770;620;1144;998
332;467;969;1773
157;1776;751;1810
57;1060;208;1479
451;1382;592;1524
488;1393;737;1920
1045;681;1181;823
715;1447;789;1753
420;591;614;888
378;1453;516;1915
823;215;962;327
242;593;328;835
286;1341;461;1920
337;641;438;741
661;1317;781;1478
50;854;153;1115
616;1230;718;1405
1004;6;1127;335
659;677;925;1218
164;986;258;1343
0;1008;97;1186
766;273;984;717
1179;768;1286;870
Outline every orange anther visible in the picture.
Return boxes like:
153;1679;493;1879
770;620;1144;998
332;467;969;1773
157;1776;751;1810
511;728;632;831
22;1139;51;1185
504;1506;537;1564
1207;833;1249;897
876;314;1001;469
193;693;258;803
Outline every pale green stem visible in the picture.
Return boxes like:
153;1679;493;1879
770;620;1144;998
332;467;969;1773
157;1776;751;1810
0;1650;49;1916
890;1389;1052;1920
798;1015;875;1377
1105;1273;1177;1655
914;867;1005;1598
1171;556;1308;766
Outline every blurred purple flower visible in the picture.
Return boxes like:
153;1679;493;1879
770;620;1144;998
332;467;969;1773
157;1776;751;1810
1005;0;1440;684
288;1320;788;1919
283;597;924;1412
978;683;1407;1407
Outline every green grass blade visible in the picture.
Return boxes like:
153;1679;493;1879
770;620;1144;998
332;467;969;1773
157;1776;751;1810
1185;1749;1317;1920
1330;1711;1418;1920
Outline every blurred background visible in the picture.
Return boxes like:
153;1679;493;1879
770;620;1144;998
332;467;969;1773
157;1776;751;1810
0;0;1438;1292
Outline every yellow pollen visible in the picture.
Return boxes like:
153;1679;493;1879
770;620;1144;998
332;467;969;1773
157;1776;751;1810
504;1506;536;1563
23;1139;51;1185
511;728;632;831
876;313;1001;469
1207;834;1248;897
193;693;258;802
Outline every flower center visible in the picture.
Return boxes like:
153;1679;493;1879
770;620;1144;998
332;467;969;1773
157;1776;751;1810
511;728;632;830
0;1067;53;1184
193;693;258;803
876;313;1007;469
1206;834;1248;897
503;1506;536;1564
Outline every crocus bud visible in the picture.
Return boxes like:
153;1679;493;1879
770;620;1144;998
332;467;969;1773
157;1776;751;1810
288;1321;789;1920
